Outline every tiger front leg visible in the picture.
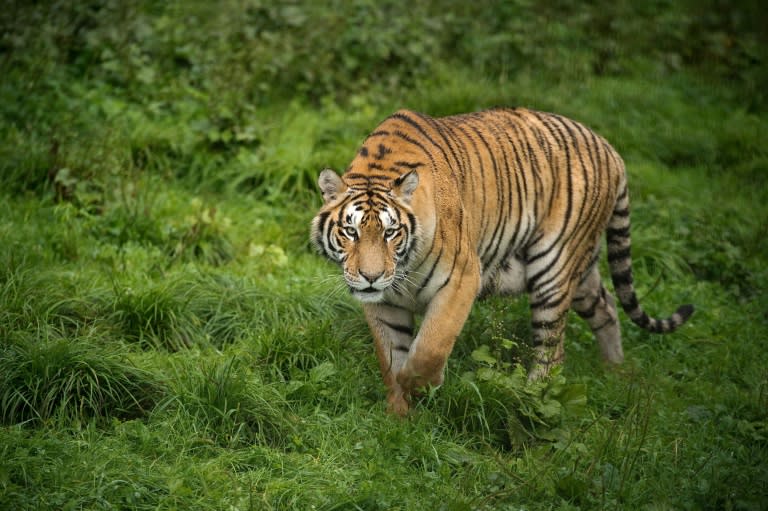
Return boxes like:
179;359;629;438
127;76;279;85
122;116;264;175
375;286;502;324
396;262;480;406
363;303;416;416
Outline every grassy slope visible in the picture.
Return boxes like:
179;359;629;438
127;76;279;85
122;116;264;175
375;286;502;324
1;25;767;511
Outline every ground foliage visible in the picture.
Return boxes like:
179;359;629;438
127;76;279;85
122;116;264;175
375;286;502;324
1;1;767;509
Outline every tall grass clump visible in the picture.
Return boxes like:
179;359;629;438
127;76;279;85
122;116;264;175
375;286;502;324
551;381;660;507
109;277;203;351
185;271;320;349
0;335;162;425
0;261;42;341
159;356;296;449
0;257;109;342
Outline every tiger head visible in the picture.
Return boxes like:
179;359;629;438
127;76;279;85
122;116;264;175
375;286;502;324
311;168;420;303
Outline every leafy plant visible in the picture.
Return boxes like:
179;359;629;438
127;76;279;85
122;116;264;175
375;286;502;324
438;334;588;449
167;198;235;266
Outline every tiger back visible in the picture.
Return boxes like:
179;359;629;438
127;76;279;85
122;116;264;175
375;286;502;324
311;108;693;416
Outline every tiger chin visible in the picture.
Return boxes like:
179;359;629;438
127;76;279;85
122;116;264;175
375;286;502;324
310;107;694;417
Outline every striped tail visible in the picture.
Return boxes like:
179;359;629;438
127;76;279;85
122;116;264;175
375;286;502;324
606;183;694;333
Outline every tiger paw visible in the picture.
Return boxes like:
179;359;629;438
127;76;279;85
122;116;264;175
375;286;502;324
396;367;444;398
386;390;410;417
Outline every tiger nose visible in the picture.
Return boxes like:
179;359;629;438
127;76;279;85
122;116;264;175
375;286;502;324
359;270;384;284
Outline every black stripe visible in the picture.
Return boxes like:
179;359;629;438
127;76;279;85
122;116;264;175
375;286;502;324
380;320;414;337
533;114;562;219
613;207;630;217
453;123;489;244
621;293;639;312
635;313;651;328
390;112;452;165
525;140;545;212
525;123;575;264
559;116;603;242
530;291;569;311
433;249;467;296
417;246;443;293
648;319;664;333
312;211;331;252
344;172;390;181
414;111;466;194
616;184;628;202
611;268;634;287
394;160;424;169
532;334;563;348
488;113;516;261
592;317;616;332
315;211;330;231
526;244;570;291
470;122;506;265
606;226;630;241
407;212;416;229
531;318;562;330
524;111;553;167
398;212;418;266
576;295;601;319
503;125;528;245
607;246;631;263
392;130;434;164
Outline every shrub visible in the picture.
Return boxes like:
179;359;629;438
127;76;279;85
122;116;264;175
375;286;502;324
437;338;587;449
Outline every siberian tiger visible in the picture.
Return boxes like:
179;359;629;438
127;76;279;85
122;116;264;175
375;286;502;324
310;108;693;416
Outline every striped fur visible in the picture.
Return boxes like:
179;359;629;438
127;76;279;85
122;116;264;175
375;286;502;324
311;108;694;416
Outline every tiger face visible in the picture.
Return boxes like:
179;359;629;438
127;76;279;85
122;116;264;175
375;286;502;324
311;168;419;303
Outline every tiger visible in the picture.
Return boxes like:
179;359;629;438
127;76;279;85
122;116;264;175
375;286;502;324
310;107;694;416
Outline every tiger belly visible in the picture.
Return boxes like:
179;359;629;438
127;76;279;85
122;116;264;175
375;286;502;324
480;256;527;297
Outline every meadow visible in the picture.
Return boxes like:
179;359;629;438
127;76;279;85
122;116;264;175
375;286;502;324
1;1;767;509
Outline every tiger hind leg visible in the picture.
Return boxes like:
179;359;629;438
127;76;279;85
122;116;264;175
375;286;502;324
572;266;624;364
526;288;572;381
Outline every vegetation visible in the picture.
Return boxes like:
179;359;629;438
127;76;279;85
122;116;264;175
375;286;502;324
1;0;766;509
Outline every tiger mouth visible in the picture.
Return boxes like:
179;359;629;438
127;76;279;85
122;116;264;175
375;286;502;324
351;286;384;296
350;286;386;302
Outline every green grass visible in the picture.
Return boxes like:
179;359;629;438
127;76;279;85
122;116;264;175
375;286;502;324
2;2;767;510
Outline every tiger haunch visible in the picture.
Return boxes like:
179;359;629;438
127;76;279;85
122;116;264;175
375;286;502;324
310;108;694;416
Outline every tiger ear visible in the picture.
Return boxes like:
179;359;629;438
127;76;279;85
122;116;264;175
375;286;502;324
392;170;419;204
318;169;346;203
